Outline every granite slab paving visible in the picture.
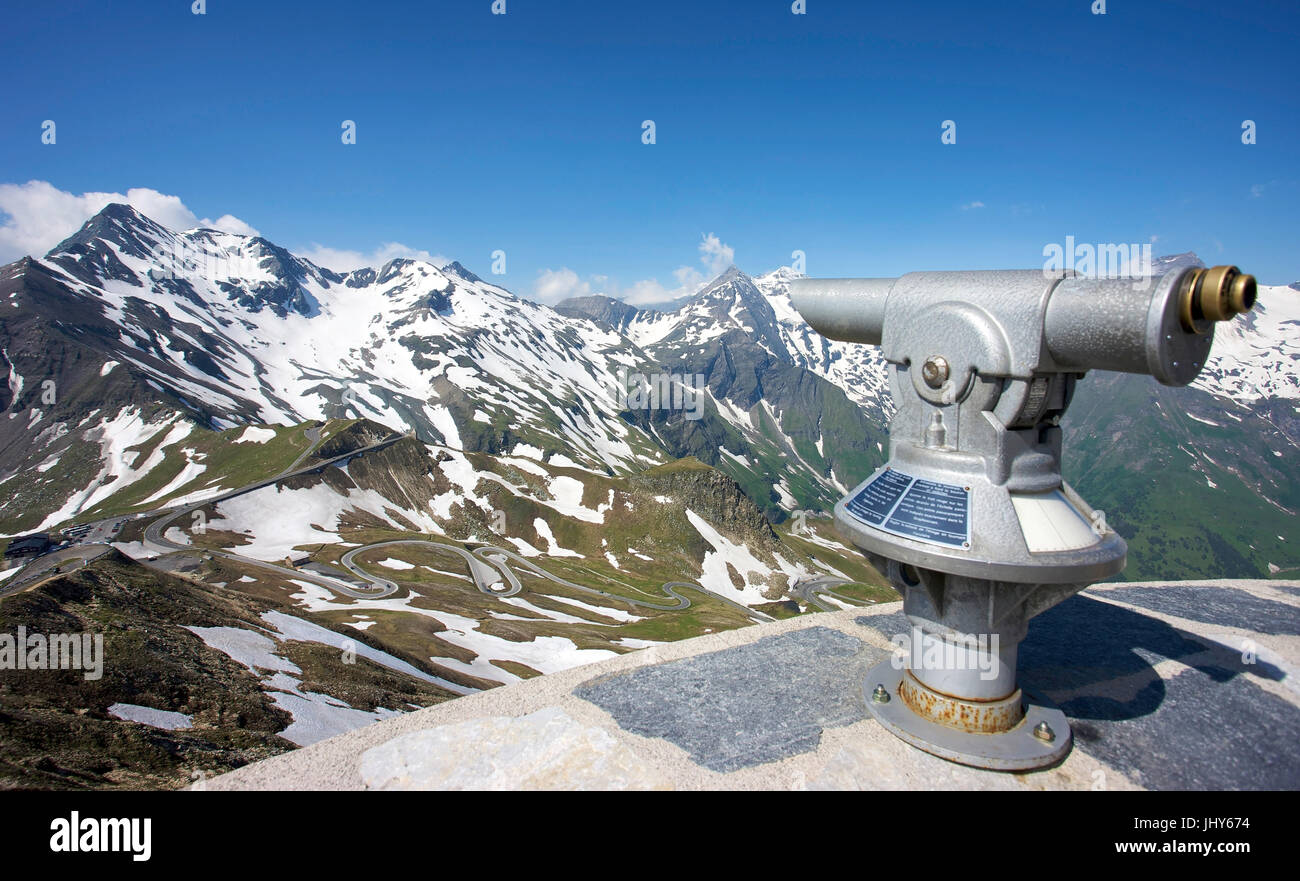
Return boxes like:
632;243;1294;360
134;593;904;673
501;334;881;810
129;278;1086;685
574;627;887;772
850;586;1300;788
1098;584;1300;636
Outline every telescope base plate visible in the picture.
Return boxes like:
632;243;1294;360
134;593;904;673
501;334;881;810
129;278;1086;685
863;660;1071;772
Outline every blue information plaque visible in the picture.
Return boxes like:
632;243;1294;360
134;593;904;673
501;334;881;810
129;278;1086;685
845;468;970;549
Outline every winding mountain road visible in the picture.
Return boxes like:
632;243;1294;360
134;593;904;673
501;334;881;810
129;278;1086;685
17;427;785;625
0;544;115;597
342;538;776;623
278;424;325;475
138;432;779;623
142;432;407;552
794;575;864;612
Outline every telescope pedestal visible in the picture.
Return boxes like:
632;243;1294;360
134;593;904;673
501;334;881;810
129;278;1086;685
861;563;1084;771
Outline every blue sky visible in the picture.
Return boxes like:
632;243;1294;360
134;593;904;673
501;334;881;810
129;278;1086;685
1;0;1296;299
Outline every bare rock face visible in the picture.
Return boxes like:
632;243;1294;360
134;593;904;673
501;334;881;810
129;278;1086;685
630;458;778;549
312;418;395;459
358;707;670;790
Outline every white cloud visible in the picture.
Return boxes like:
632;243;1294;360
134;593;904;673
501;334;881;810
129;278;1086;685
206;214;260;236
960;200;985;211
294;242;449;273
697;232;735;277
533;267;590;302
622;278;675;305
1248;178;1296;199
0;180;260;263
619;232;736;306
525;232;737;307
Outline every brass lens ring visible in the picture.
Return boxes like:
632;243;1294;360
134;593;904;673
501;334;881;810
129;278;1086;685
1178;265;1256;333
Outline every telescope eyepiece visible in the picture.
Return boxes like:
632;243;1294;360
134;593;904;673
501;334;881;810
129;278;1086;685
1179;265;1256;332
1230;271;1257;313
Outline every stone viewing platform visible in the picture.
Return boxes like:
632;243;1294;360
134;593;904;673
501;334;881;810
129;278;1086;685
205;579;1300;790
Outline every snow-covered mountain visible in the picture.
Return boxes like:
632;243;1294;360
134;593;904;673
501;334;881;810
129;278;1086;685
560;265;892;416
557;265;892;514
1;203;661;473
1;205;893;532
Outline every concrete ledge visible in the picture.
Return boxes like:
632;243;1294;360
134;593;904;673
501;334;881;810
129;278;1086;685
205;579;1300;791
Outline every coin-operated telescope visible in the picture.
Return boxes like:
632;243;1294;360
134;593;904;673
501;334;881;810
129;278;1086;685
791;264;1257;770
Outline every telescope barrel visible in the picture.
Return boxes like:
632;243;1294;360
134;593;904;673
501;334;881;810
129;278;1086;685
788;277;896;346
790;266;1256;387
1043;266;1256;385
1041;274;1172;380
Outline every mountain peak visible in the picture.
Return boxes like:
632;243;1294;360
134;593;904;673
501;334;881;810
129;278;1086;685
694;264;758;302
378;256;420;274
441;260;484;284
94;201;146;223
1151;252;1204;275
554;295;645;329
757;265;804;283
46;202;170;260
42;203;181;286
